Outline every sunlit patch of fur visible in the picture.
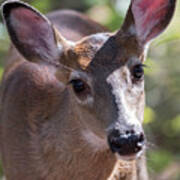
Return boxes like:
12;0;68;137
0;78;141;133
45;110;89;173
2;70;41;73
74;32;110;69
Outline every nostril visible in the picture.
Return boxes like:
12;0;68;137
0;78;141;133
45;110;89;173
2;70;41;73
126;130;135;135
113;129;120;137
139;133;145;142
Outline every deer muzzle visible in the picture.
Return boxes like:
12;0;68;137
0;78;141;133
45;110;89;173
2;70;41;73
107;129;145;159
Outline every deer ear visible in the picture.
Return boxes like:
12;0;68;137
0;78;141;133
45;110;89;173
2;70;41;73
1;1;64;63
122;0;176;45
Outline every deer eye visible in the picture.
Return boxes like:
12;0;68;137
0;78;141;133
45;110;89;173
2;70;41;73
132;64;144;81
70;79;87;93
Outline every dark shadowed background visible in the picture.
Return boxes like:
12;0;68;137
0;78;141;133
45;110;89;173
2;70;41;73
0;0;180;179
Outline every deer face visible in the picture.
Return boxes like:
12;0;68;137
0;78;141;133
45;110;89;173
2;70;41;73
2;0;176;160
65;34;146;160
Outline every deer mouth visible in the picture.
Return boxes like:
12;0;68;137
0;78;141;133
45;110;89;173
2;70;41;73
115;149;144;161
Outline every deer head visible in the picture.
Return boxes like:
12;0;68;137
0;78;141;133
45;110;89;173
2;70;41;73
1;0;176;165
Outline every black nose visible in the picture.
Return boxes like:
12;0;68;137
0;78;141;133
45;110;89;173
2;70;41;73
108;130;145;156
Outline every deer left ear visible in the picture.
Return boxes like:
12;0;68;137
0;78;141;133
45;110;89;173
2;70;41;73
122;0;176;45
1;0;66;64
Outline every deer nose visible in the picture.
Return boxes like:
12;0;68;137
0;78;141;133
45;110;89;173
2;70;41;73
108;129;145;156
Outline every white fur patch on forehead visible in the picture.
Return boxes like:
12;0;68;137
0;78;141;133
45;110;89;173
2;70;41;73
84;32;110;43
89;32;110;42
106;66;143;132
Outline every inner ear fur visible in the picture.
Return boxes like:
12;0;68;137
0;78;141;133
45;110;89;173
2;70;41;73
120;0;176;45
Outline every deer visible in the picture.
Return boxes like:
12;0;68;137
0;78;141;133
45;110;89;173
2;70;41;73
0;0;176;179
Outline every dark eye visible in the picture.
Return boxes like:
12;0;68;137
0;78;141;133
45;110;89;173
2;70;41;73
132;64;144;81
70;79;86;93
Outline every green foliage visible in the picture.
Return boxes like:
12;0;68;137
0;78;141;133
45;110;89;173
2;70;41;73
0;161;3;178
0;67;4;80
31;0;52;13
87;4;124;31
148;149;173;173
162;115;180;138
144;107;155;124
171;115;180;134
85;0;109;6
105;8;124;31
0;23;9;52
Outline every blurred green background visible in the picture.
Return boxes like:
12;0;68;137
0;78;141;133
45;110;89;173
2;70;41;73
0;0;180;179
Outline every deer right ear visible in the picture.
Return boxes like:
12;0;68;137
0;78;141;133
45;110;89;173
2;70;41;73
122;0;176;45
1;0;68;64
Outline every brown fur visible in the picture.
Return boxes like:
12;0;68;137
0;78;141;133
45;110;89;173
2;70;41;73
0;0;176;179
0;8;138;180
